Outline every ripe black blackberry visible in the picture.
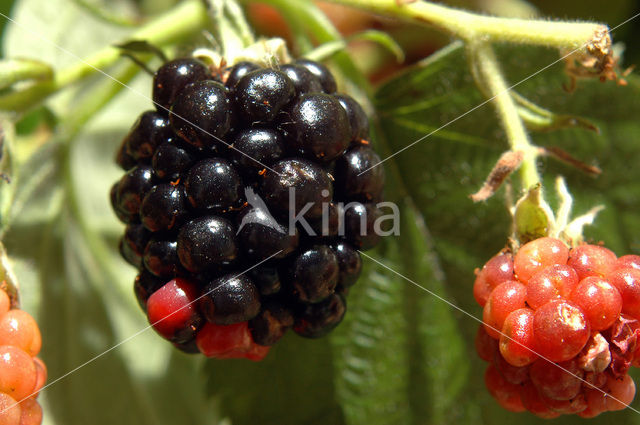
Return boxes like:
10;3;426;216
110;56;385;360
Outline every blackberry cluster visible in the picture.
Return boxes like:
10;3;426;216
474;237;640;418
110;57;384;360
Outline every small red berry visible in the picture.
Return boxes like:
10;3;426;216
568;244;617;280
499;307;537;367
607;268;640;318
484;365;525;412
482;280;527;339
513;237;569;283
146;278;203;343
526;264;579;310
533;300;590;362
569;276;622;330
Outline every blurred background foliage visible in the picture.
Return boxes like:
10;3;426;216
0;0;640;424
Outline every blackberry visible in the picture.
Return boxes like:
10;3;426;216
224;61;261;88
177;216;238;272
184;158;243;212
230;128;285;174
293;293;346;338
115;139;137;171
234;69;295;122
110;56;385;360
286;245;339;303
153;58;211;111
124;111;174;161
114;165;154;223
152;141;195;181
261;158;333;220
143;238;182;278
285;93;351;162
199;274;261;325
170;80;233;148
139;184;187;232
147;278;204;343
280;64;324;95
344;203;383;250
334;94;369;142
295;59;337;93
333;242;362;292
335;146;384;202
133;269;165;312
119;224;150;267
249;298;294;346
237;206;299;261
248;265;282;295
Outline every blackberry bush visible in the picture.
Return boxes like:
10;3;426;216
475;237;640;418
110;57;384;360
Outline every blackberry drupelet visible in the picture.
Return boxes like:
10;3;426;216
110;56;385;360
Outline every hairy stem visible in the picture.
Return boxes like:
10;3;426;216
472;42;540;189
0;0;208;113
323;0;607;51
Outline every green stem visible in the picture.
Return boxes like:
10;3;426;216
472;42;540;189
0;0;209;113
323;0;607;50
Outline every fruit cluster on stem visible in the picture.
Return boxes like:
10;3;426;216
475;237;640;418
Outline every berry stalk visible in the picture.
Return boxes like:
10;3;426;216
471;42;541;191
0;0;209;113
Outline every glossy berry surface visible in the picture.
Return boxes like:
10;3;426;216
153;58;211;111
146;278;203;343
280;64;323;95
224;61;261;89
261;158;333;220
184;158;242;212
474;237;640;418
344;203;383;250
111;57;382;361
334;94;369;142
0;277;45;424
139;184;187;232
335;146;384;202
143;238;181;278
295;59;337;93
234;69;295;122
237;206;299;261
230;128;285;173
170;80;233;148
333;242;362;292
199;274;261;325
123;111;174;161
286;93;351;162
177;216;238;272
152;141;194;180
114;165;155;223
287;245;339;303
119;224;149;267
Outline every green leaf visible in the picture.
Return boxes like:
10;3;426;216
205;336;344;425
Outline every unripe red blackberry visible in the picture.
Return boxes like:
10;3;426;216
110;56;384;360
0;288;47;425
474;237;640;417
